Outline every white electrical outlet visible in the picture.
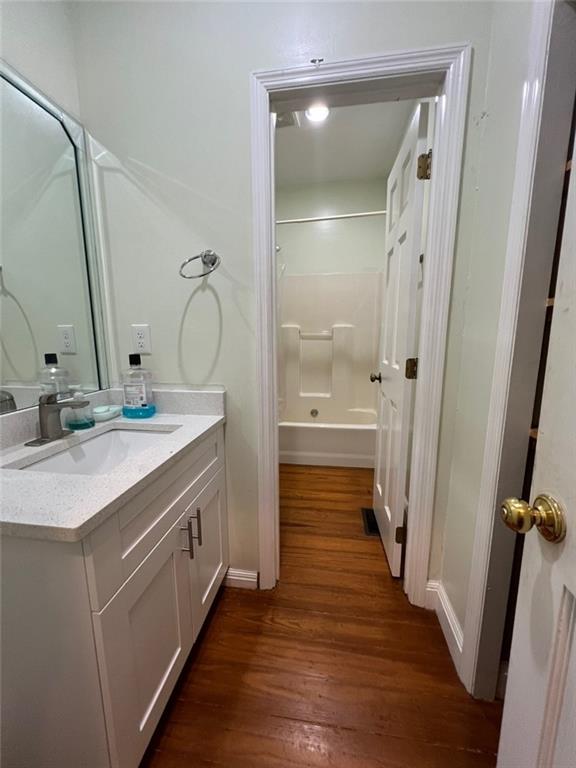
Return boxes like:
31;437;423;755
131;323;152;354
58;324;77;354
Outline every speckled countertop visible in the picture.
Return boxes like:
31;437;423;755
0;414;224;542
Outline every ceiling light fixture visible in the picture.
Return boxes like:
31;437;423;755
305;104;330;123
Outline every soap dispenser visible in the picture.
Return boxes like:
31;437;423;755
66;392;95;430
122;354;156;418
39;353;71;400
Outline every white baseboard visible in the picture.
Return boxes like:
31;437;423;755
426;579;464;675
425;579;440;610
224;568;259;589
279;450;374;469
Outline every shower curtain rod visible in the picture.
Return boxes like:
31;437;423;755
276;209;387;225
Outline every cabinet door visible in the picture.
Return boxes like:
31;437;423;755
186;469;229;635
92;511;194;768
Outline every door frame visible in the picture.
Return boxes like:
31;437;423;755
250;44;471;595
462;0;576;698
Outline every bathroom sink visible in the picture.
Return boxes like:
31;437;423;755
22;429;170;476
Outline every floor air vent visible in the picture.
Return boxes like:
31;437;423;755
361;508;379;537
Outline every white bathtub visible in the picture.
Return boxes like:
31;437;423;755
279;415;376;468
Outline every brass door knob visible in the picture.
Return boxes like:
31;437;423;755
500;494;566;543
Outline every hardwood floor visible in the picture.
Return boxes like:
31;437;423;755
142;464;502;767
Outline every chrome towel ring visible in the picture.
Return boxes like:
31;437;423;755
179;249;221;279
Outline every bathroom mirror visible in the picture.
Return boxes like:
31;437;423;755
0;65;107;411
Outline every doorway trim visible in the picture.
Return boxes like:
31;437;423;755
251;44;471;594
461;0;575;697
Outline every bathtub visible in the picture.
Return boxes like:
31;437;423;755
279;409;377;468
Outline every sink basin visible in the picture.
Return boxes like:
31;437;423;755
23;429;171;476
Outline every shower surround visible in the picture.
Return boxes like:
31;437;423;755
278;272;380;467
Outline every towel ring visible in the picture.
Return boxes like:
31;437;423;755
179;249;221;279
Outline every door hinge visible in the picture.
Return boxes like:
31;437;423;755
417;149;432;180
395;525;406;544
405;358;418;380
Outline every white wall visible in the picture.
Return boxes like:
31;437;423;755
64;0;499;575
276;179;386;275
0;2;541;605
0;1;80;117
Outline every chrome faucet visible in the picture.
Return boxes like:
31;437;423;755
25;392;90;447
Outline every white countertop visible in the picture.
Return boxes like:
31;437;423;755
0;413;224;542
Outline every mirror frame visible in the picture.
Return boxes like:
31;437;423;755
0;59;109;404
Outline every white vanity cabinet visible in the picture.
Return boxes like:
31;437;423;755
92;507;195;768
1;423;229;768
187;470;229;633
91;467;229;768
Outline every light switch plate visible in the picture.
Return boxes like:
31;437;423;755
58;324;77;354
131;323;152;354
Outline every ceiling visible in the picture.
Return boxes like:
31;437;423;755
275;99;416;188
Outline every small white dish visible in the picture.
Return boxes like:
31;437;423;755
93;405;122;422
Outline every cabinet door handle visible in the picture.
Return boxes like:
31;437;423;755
195;507;203;547
180;507;203;557
180;516;195;559
188;516;195;558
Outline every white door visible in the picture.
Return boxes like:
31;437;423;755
92;509;194;768
497;163;576;765
373;104;428;576
187;469;229;634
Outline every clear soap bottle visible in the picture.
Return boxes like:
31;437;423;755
122;354;156;418
39;353;71;400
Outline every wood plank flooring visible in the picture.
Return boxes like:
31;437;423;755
142;464;502;768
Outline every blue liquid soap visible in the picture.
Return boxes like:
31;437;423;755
122;403;156;419
68;415;96;430
66;392;96;430
122;353;156;419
